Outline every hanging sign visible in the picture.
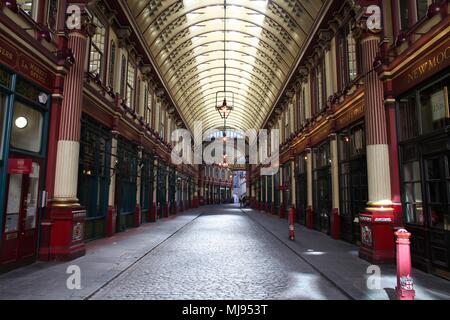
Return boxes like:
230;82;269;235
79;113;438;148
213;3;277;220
8;159;33;175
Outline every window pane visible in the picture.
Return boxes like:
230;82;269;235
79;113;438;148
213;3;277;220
10;101;43;153
399;0;410;30
0;94;6;160
398;93;419;141
47;0;58;32
416;0;429;20
89;16;106;76
420;80;449;135
17;0;35;19
347;28;358;81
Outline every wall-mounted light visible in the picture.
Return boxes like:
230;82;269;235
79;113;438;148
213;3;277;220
14;116;28;129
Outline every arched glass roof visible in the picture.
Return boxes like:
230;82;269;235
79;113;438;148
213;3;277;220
127;0;325;131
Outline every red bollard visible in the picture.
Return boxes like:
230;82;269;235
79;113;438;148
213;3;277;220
288;207;296;241
395;229;415;300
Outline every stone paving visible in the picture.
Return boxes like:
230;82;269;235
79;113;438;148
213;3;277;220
0;204;449;300
90;205;347;300
0;209;204;300
243;207;450;300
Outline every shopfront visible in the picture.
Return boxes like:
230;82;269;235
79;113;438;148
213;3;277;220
296;153;308;225
156;162;167;218
313;141;332;234
78;115;112;241
115;137;138;231
397;71;450;278
273;170;280;214
338;123;367;244
140;151;154;223
0;68;51;270
282;162;292;216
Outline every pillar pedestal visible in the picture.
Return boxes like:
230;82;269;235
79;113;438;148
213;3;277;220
39;204;86;261
359;204;396;264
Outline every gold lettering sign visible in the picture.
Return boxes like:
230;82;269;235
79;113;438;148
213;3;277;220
18;56;51;87
0;41;18;68
407;45;450;83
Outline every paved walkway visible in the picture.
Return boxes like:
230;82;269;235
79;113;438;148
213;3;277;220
0;208;205;300
242;207;450;300
0;204;449;300
90;205;347;300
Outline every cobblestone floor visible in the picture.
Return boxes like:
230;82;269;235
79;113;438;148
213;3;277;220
90;205;348;300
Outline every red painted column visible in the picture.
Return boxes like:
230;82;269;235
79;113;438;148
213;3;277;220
358;14;395;264
40;12;93;261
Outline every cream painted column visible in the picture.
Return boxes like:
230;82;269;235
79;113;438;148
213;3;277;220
330;134;340;211
108;136;118;207
291;161;296;208
136;147;143;207
153;159;158;206
279;168;284;204
52;28;90;206
306;149;313;209
362;34;392;207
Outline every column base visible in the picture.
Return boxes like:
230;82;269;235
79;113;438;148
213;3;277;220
106;206;117;237
149;203;157;222
331;208;341;240
359;207;396;264
134;204;141;228
279;202;286;219
38;204;86;262
306;206;314;229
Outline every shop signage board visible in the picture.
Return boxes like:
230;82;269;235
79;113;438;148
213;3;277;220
0;36;54;90
394;37;450;95
7;159;33;175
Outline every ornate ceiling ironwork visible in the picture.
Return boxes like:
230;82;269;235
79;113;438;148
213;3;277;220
127;0;325;131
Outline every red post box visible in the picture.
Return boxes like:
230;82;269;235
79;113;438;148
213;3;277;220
395;229;415;300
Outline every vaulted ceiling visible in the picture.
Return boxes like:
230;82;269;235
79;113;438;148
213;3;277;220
127;0;325;132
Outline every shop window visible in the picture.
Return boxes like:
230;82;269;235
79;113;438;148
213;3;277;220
0;68;11;88
10;101;43;153
401;144;424;225
46;0;58;32
88;15;106;78
17;0;38;21
108;41;116;89
126;62;136;109
420;79;449;135
398;76;449;142
398;93;419;141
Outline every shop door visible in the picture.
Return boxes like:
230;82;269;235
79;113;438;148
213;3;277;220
296;173;307;225
423;153;450;276
1;159;42;267
314;167;332;234
340;158;367;244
